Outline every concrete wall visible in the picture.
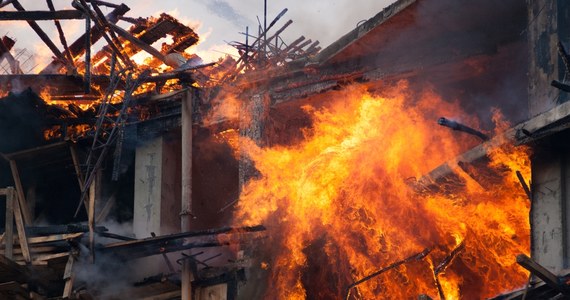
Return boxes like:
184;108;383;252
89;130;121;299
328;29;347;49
531;133;570;274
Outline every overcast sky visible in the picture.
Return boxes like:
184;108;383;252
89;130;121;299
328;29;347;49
1;0;395;72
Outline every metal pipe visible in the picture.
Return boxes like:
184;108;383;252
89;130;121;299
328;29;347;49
437;117;489;141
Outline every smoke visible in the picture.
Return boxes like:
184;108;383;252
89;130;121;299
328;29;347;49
197;0;252;28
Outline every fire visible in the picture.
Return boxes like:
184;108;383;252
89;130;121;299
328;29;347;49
233;82;530;299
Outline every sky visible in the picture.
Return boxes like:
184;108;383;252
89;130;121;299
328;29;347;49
1;0;395;72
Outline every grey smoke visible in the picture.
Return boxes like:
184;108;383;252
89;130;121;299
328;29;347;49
199;0;252;28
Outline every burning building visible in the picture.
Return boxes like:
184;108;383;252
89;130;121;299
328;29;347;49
0;0;568;299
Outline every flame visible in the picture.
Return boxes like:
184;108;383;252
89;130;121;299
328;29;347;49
233;82;530;299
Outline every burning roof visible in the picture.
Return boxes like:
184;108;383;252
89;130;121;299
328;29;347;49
2;0;570;299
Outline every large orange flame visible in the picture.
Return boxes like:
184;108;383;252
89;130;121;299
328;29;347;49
234;82;530;299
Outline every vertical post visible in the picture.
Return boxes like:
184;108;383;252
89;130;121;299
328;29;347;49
264;0;267;60
181;89;193;300
63;253;76;298
84;13;91;94
13;188;30;263
8;160;31;225
245;26;249;70
4;187;14;260
88;170;99;264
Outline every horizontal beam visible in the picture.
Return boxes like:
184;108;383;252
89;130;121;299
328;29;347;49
0;10;84;21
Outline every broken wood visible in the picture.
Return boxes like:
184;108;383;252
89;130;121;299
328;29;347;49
7;159;32;225
0;36;22;74
4;187;14;260
434;240;465;276
516;254;570;296
558;41;570;74
151;232;176;274
12;191;31;263
11;0;69;65
62;252;75;299
107;22;167;64
551;80;570;93
46;0;75;69
40;3;130;73
345;248;432;300
21;232;83;245
516;170;532;201
0;10;84;21
88;172;97;264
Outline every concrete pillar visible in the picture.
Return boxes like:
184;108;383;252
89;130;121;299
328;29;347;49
531;141;570;274
181;90;193;300
133;134;181;239
527;0;570;117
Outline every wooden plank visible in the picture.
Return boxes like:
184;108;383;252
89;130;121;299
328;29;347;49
516;254;570;295
8;160;31;225
69;144;85;190
96;194;115;223
4;187;14;260
0;10;84;20
33;252;69;262
15;232;83;245
12;188;30;263
62;254;75;299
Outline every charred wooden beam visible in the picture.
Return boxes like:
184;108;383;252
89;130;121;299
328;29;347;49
0;36;22;74
107;22;168;64
558;41;570;74
100;225;266;260
75;0;133;70
438;117;490;141
434;241;465;276
46;0;75;70
3;187;14;260
85;0;120;8
516;254;570;296
40;3;129;74
551;80;570;93
345;248;431;299
0;0;16;9
84;12;91;93
516;170;532;201
11;1;69;66
0;10;84;20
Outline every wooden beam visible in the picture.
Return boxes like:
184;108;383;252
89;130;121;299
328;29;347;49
46;0;75;69
11;0;68;65
62;253;75;299
40;3;130;74
69;144;85;190
0;10;84;21
0;36;22;74
8;160;32;225
12;190;30;264
4;187;14;260
516;254;570;295
96;194;115;223
107;22;167;64
17;232;83;245
87;174;95;263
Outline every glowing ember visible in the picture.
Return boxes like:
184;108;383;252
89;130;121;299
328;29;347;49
233;82;530;299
